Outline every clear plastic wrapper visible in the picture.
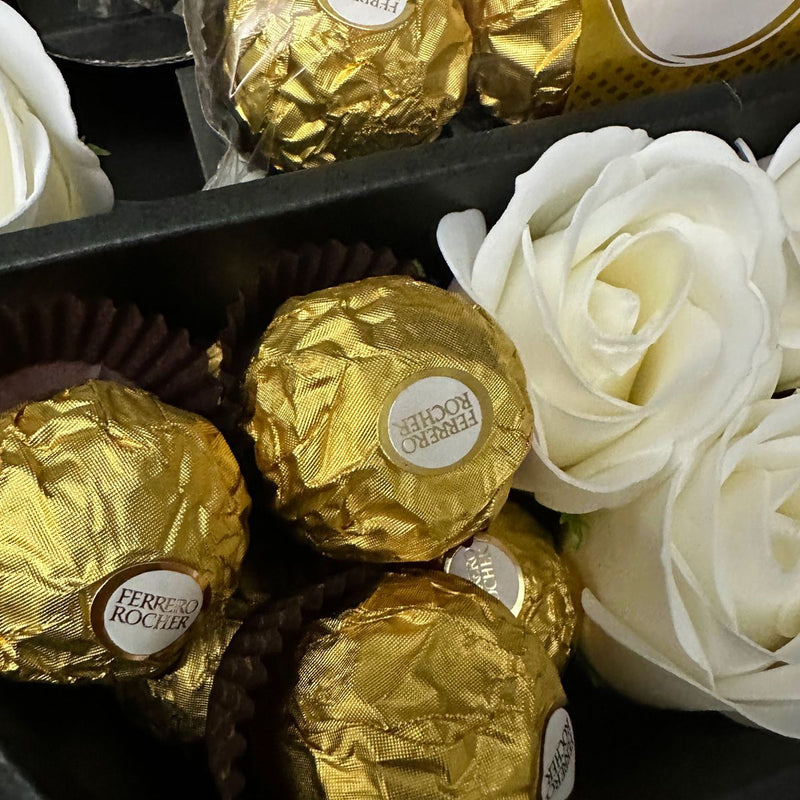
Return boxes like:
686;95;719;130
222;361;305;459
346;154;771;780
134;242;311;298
184;0;471;182
77;0;179;15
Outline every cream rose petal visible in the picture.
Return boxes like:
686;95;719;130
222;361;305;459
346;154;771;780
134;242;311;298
575;395;800;738
0;73;51;232
718;664;800;702
571;477;713;684
0;4;113;226
0;77;27;219
671;561;782;678
440;127;785;513
767;121;800;388
581;594;723;709
582;598;800;738
439;127;652;311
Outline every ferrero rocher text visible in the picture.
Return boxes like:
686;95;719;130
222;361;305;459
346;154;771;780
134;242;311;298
0;381;250;683
445;502;581;671
107;590;200;631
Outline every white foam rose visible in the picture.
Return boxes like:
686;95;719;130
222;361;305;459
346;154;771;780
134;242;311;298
438;127;786;513
0;4;113;234
767;121;800;389
571;394;800;738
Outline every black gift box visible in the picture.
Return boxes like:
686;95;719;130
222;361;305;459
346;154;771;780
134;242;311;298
2;10;800;797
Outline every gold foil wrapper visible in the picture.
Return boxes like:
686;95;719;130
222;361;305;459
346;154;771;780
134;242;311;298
445;502;581;671
282;571;567;800
223;0;471;170
0;381;250;684
120;606;243;741
468;0;581;122
245;276;533;563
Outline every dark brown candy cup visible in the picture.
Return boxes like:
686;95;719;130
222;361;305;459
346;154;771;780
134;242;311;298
0;294;224;422
219;239;423;383
206;565;382;800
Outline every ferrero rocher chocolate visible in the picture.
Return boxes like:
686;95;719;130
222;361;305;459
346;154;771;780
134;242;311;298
467;0;581;123
444;501;580;671
469;0;800;123
0;380;250;684
222;0;471;170
245;276;533;562
119;607;242;740
282;571;574;800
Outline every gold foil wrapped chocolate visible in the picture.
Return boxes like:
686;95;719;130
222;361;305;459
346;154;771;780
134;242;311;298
120;606;242;740
222;0;471;170
468;0;581;123
0;380;250;684
282;571;572;800
245;276;533;562
444;501;580;671
469;0;800;122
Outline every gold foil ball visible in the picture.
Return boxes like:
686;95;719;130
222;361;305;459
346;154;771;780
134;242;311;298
444;501;581;671
245;276;533;562
468;0;582;123
0;380;251;684
224;0;472;170
282;571;570;800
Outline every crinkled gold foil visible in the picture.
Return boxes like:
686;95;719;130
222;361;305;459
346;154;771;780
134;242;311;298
446;502;581;672
244;276;533;563
282;571;567;800
0;380;250;684
120;606;242;741
223;0;471;170
468;0;581;123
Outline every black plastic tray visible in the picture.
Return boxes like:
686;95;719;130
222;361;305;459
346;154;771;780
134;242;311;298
1;20;800;799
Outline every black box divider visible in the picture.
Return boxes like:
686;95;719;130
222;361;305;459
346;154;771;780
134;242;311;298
1;61;799;330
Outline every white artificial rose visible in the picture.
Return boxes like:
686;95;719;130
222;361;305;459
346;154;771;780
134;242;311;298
767;121;800;389
571;394;800;738
438;127;787;513
0;4;113;234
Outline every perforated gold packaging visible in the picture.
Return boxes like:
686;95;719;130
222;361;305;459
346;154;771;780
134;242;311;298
244;275;533;563
221;0;471;171
469;0;800;122
444;501;580;671
282;570;570;800
0;380;250;684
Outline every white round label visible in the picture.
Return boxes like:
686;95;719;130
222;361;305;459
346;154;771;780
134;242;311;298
540;708;576;800
444;536;525;617
321;0;409;29
94;566;205;658
381;372;488;473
